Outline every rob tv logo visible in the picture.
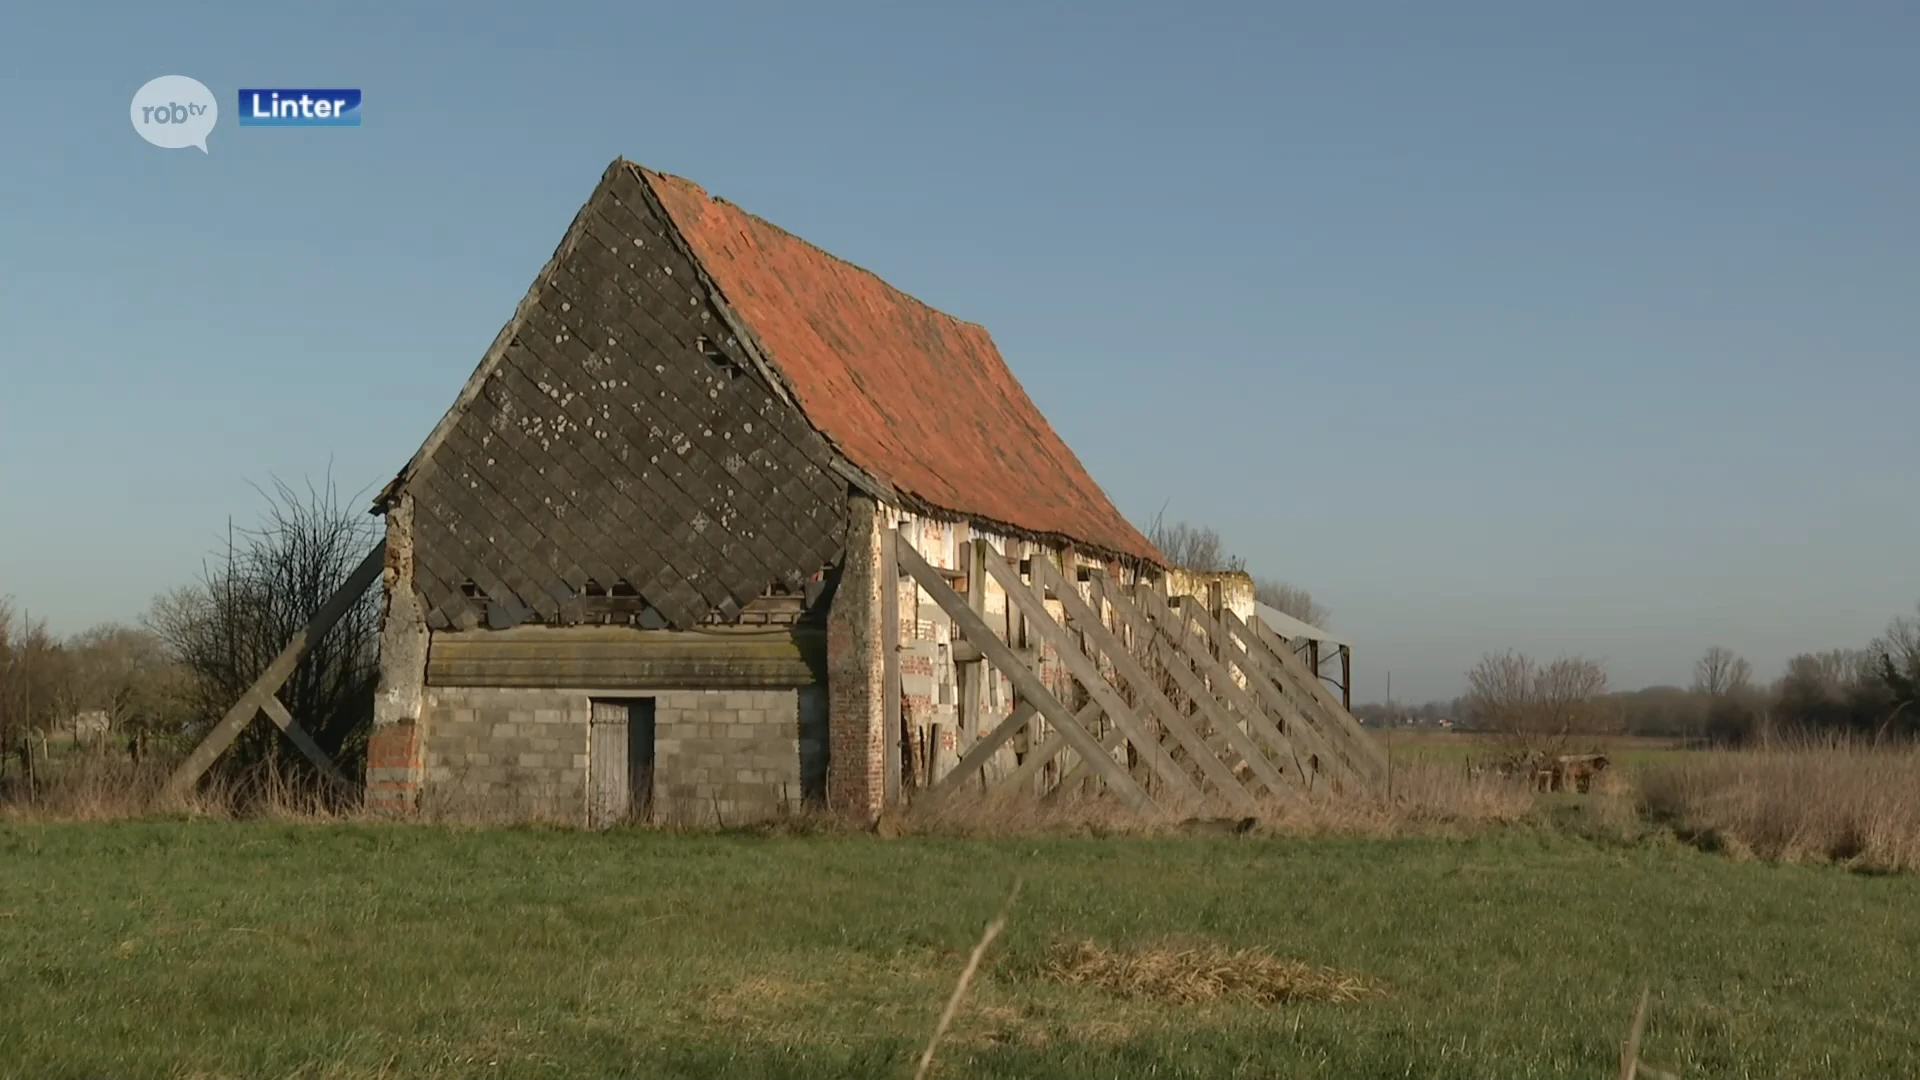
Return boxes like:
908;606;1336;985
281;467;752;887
238;88;362;126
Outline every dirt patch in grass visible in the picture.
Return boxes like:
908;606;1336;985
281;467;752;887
1039;940;1381;1006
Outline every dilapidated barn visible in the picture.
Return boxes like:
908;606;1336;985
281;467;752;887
170;158;1383;823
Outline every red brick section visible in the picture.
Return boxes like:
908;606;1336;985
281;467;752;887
638;163;1163;567
826;495;886;817
365;720;422;814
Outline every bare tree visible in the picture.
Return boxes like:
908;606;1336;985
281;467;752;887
1870;605;1919;738
1145;515;1245;573
1771;648;1889;736
62;624;192;757
146;476;380;794
1465;650;1612;758
1691;646;1752;698
1145;512;1334;629
1254;578;1330;628
0;600;73;786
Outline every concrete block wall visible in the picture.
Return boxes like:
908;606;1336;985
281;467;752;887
650;687;824;824
418;684;825;824
421;687;589;822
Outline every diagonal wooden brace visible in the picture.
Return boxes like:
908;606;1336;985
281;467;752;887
163;541;385;800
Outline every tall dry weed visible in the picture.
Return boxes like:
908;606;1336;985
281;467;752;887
0;749;351;823
1640;735;1920;872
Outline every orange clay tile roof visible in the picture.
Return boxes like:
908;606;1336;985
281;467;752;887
638;163;1162;566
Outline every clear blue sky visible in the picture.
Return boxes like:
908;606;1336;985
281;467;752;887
3;2;1916;702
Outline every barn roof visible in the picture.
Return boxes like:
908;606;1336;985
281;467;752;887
634;163;1160;565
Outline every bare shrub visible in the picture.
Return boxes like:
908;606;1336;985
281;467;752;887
147;475;379;801
1466;650;1613;760
1640;736;1920;872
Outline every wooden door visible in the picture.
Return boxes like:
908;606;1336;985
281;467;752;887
590;700;631;828
590;698;655;827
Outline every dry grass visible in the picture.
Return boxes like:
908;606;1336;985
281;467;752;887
1040;940;1380;1006
899;760;1540;839
0;751;351;824
1640;735;1920;872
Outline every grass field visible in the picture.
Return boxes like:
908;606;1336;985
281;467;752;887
4;820;1918;1079
1377;730;1692;772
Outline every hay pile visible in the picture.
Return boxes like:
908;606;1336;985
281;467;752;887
1041;940;1378;1005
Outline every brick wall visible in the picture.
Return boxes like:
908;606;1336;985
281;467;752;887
365;720;422;814
417;684;824;824
827;493;885;817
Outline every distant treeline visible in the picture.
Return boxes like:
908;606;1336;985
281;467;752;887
1359;615;1920;745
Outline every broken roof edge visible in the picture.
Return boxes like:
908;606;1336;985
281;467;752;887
1253;601;1351;649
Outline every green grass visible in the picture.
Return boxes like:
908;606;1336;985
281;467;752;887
3;822;1917;1079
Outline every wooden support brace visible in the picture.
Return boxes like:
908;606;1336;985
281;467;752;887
1044;707;1136;798
1112;582;1303;792
1001;701;1105;798
1175;597;1365;791
926;700;1036;801
979;548;1208;809
1167;591;1367;787
1124;584;1311;797
959;537;988;749
1230;610;1388;784
163;541;386;800
1340;645;1352;711
894;536;1158;815
257;695;354;791
1026;557;1261;812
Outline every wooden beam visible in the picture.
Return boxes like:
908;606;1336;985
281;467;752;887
979;548;1209;809
926;700;1036;801
1027;557;1262;812
1231;610;1389;784
1236;611;1384;773
1341;645;1352;711
1000;701;1105;798
881;526;902;805
1159;591;1359;787
164;541;386;800
1044;703;1144;795
959;537;988;750
894;536;1157;814
257;695;355;791
1124;584;1311;797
